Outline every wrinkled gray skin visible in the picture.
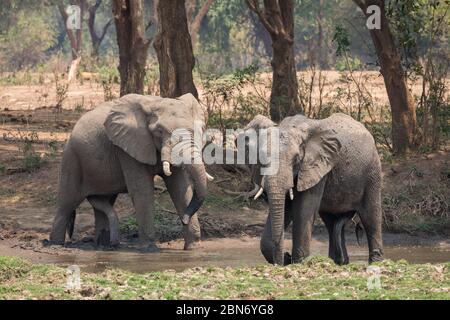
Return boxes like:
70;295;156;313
244;114;383;265
49;93;207;250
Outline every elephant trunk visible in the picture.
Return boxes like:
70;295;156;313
181;162;208;225
160;133;207;225
267;190;286;265
265;157;292;265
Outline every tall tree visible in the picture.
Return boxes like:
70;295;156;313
87;0;112;58
353;0;417;155
154;0;198;99
57;0;85;82
246;0;301;122
113;0;150;96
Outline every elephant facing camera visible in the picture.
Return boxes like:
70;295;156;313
49;93;210;251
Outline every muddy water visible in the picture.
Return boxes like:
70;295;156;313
14;236;449;274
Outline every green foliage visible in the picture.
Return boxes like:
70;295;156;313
47;140;59;160
333;25;350;57
335;56;362;71
0;8;57;71
119;217;138;235
97;65;119;101
202;63;269;129
0;163;5;174
22;141;42;172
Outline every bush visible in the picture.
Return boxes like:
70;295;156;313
0;9;57;71
201;63;270;130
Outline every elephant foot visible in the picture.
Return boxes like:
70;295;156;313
142;242;161;253
95;229;111;247
284;252;292;266
369;249;384;264
43;239;64;247
184;240;201;251
333;258;347;266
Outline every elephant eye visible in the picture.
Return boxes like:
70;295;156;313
150;124;164;137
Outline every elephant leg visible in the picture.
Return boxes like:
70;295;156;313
291;179;326;264
360;182;384;264
322;211;354;265
92;195;118;246
319;211;337;262
332;215;347;265
94;208;109;246
260;196;294;265
88;195;120;247
341;223;349;265
162;167;201;250
50;196;84;245
118;152;158;251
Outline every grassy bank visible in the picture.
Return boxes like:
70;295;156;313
0;256;448;300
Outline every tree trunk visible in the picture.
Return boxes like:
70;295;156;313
354;0;417;154
316;0;328;69
88;0;112;59
270;36;300;121
246;0;301;122
113;0;150;96
154;0;198;99
58;1;84;83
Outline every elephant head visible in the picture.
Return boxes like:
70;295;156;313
103;93;208;225
246;115;342;265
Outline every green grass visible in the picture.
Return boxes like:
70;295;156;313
0;256;448;300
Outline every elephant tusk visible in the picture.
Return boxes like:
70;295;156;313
206;172;214;182
163;161;172;176
289;188;294;200
254;187;264;200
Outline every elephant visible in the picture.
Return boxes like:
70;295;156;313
241;113;383;265
49;93;211;251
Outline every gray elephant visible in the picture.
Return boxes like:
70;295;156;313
49;93;210;251
242;113;383;265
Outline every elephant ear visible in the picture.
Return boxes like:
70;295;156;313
104;99;157;165
297;127;342;192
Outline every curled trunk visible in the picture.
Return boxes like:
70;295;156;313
181;163;207;224
162;136;207;225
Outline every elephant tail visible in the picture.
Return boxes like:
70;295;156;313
67;210;76;239
355;221;364;246
351;214;364;246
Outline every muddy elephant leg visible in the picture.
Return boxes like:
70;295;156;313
360;182;384;263
319;212;337;262
50;196;84;245
91;195;118;246
162;167;201;250
94;208;109;246
118;152;158;251
183;213;201;250
291;179;326;264
260;196;294;265
88;195;120;247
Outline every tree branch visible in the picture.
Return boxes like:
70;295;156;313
57;3;79;59
245;0;278;36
